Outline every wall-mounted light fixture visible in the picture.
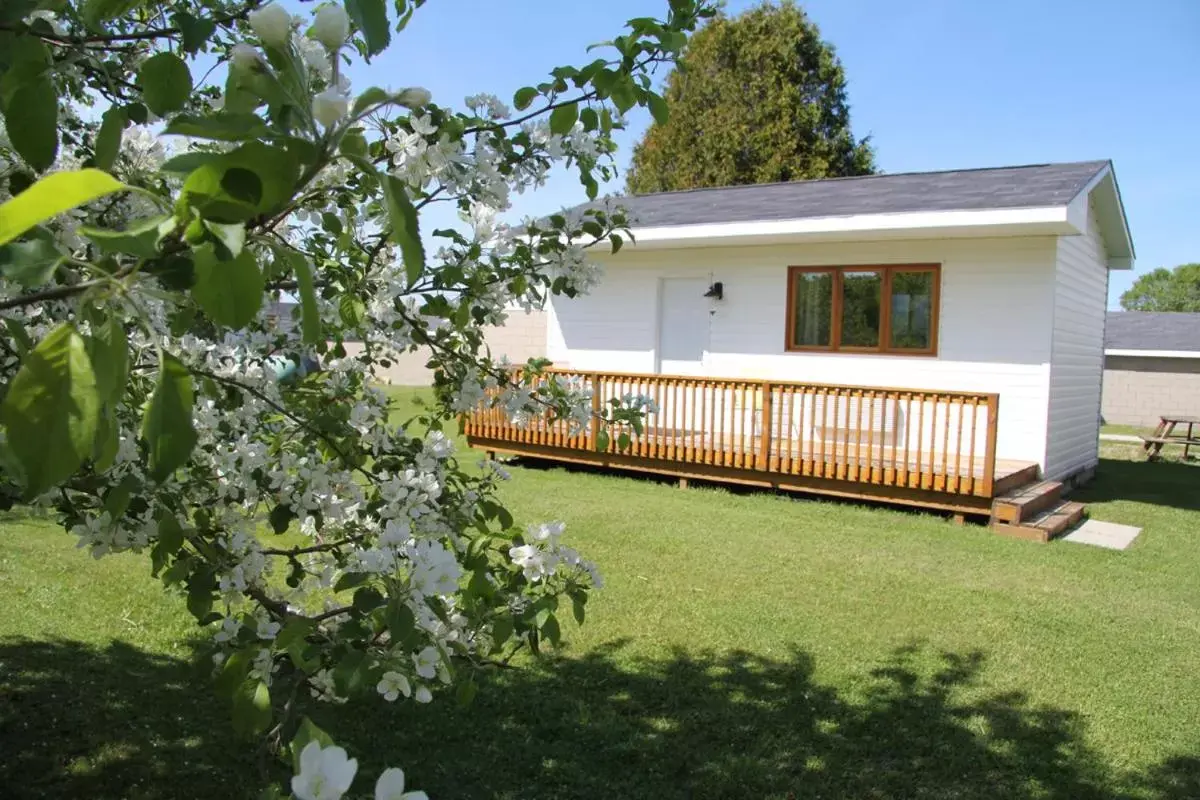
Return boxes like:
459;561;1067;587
703;281;724;301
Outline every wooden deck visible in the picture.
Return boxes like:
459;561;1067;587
464;369;1049;517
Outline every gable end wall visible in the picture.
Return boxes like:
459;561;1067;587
1047;202;1109;479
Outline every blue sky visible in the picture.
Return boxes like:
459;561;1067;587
344;0;1200;307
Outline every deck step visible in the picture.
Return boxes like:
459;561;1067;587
990;500;1086;543
991;480;1063;524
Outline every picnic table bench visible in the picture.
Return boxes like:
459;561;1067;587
1142;415;1200;460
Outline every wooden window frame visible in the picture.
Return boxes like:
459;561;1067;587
785;263;941;356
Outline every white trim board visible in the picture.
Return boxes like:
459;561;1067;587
619;206;1077;251
1105;349;1200;359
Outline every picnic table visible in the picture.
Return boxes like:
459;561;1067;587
1141;415;1200;460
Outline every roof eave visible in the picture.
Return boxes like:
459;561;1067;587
616;206;1078;251
1066;162;1135;270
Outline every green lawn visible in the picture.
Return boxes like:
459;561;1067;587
2;390;1198;799
1101;423;1157;438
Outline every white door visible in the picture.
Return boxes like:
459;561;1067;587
657;278;710;375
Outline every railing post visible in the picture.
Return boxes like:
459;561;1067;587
758;381;772;470
590;372;602;450
981;392;1000;495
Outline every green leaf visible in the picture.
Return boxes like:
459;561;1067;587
617;431;632;453
87;314;128;404
92;409;120;472
161;152;222;174
82;0;145;28
125;102;149;125
94;107;126;172
163;113;273;142
202;220;246;260
0;323;99;496
549;102;579;136
456;675;478;707
182;142;298;223
4;77;58;172
232;679;272;738
339;129;368;158
187;571;217;626
137;53;193;116
151;510;185;574
352;86;390;115
289;252;321;345
345;0;390;57
3;318;33;356
268;503;293;534
609;234;623;254
80;215;169;259
174;11;216;54
541;613;561;646
102;473;140;519
290;717;334;773
385;600;416;645
513;86;539;111
275;618;314;651
215;648;253;700
332;649;367;697
490;616;513;652
572;595;586;625
0;169;126;247
333;571;368;593
579;107;599;131
594;428;610;453
0;227;63;287
381;174;425;287
0;37;51;100
611;81;637;115
141;351;197;481
647;92;669;125
352;586;385;613
192;246;264;329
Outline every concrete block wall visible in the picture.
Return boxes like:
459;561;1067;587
344;309;548;386
1101;355;1200;427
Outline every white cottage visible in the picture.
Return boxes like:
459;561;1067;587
466;161;1134;540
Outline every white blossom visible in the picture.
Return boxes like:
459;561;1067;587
312;3;350;51
412;646;440;680
229;43;263;70
375;767;429;800
248;3;292;47
376;671;411;702
396;87;432;109
292;741;358;800
313;89;350;128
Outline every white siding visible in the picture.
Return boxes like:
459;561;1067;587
1046;204;1109;479
548;237;1058;466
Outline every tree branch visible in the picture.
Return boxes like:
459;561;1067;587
0;2;264;44
262;535;365;557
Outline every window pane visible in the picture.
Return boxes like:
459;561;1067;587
839;270;881;348
791;271;833;347
889;271;935;350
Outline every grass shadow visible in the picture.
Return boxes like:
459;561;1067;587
327;641;1189;800
2;638;1195;799
1075;455;1200;511
0;638;256;799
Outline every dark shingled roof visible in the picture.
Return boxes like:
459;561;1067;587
572;161;1111;227
1106;311;1200;352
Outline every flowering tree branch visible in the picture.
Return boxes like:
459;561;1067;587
0;0;716;797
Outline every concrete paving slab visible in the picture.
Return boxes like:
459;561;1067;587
1063;519;1142;551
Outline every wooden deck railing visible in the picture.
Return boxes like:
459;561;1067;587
464;369;1001;497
